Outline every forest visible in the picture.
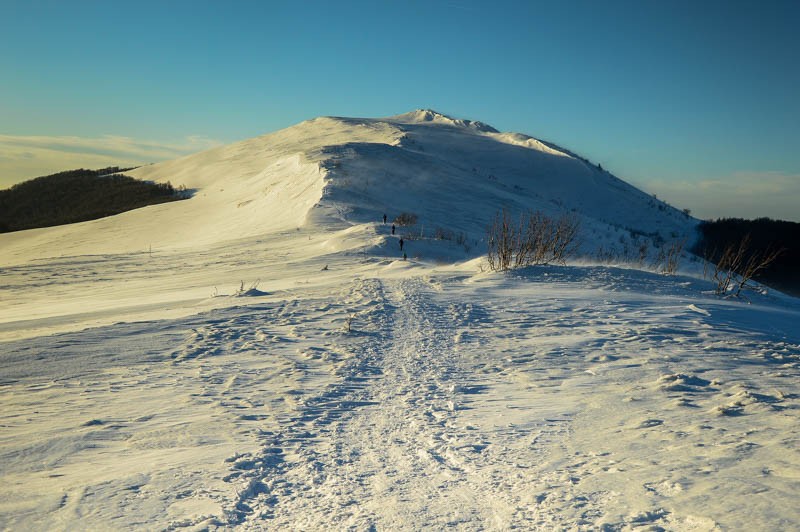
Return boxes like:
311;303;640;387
0;167;187;233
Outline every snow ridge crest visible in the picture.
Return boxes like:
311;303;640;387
391;109;499;133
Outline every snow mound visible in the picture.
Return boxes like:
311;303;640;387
493;132;572;158
390;108;499;133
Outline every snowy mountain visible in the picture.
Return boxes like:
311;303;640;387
0;109;694;262
1;110;798;530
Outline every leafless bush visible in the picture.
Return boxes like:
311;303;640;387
652;239;685;274
637;240;649;266
393;212;418;226
435;227;468;247
706;234;784;296
487;209;580;271
707;243;740;296
594;246;620;264
487;208;514;271
235;279;261;296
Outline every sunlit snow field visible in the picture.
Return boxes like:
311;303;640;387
2;111;798;530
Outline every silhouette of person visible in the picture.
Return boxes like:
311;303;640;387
399;238;404;251
391;224;396;235
383;213;387;224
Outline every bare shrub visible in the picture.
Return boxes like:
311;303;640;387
707;243;741;296
595;246;619;264
652;239;685;275
549;213;581;265
235;279;261;296
393;212;418;226
487;208;514;271
736;248;784;296
707;234;784;296
434;227;453;240
637;240;649;266
487;209;580;271
434;227;467;248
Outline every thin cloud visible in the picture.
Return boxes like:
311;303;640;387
636;171;800;222
0;134;221;188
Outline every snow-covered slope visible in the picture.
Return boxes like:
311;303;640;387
0;108;693;264
2;110;797;530
0;109;698;338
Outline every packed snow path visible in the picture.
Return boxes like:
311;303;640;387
1;267;799;530
223;277;574;529
214;272;800;530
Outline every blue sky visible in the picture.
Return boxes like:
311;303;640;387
2;0;798;221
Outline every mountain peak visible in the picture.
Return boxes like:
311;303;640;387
389;109;499;133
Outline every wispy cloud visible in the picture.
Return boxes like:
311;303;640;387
0;134;221;188
635;171;800;222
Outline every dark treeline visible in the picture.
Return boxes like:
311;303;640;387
693;217;800;297
0;167;188;233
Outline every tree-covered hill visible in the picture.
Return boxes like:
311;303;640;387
0;167;188;233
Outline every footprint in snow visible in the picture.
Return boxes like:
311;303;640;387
636;418;664;429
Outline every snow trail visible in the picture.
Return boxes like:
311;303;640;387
219;276;582;530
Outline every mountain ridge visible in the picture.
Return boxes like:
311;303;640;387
1;110;696;266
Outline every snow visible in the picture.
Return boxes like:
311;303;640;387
1;110;798;529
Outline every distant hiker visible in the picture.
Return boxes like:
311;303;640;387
399;237;404;251
391;224;396;235
383;213;387;224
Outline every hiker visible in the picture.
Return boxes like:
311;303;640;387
383;213;387;224
391;224;396;235
399;237;404;251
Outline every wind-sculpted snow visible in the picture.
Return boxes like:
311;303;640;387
2;261;798;529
